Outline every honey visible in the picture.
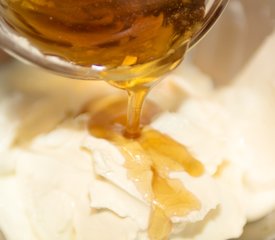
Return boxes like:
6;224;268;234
87;96;204;240
2;0;205;67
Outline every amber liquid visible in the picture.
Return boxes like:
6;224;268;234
2;0;205;67
86;96;204;240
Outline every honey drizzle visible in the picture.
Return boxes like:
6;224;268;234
125;89;148;138
87;96;204;240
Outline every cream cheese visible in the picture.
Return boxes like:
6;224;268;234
0;29;275;240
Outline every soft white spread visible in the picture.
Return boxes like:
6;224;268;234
0;30;275;240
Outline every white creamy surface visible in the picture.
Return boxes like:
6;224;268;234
0;31;275;240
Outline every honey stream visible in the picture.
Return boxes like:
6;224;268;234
87;96;204;240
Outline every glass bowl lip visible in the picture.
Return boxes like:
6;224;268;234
0;19;184;81
0;19;186;82
189;0;230;49
0;19;98;80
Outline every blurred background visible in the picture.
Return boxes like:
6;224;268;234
0;50;9;64
194;1;275;239
193;0;275;86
